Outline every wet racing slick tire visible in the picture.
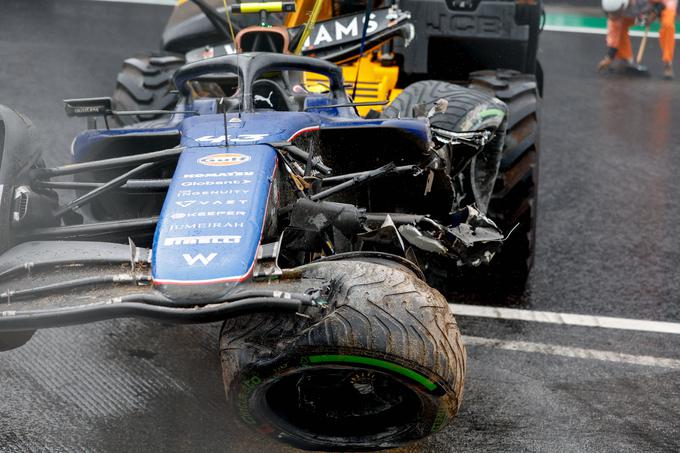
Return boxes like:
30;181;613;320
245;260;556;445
0;106;47;351
469;70;540;290
219;260;466;451
110;54;186;127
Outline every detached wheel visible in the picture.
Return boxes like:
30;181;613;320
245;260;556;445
470;70;540;289
111;54;185;127
219;261;465;451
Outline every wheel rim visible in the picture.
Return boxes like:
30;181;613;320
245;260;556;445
255;365;425;444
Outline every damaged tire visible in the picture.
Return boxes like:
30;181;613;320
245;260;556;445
219;260;466;451
111;54;185;127
469;70;540;289
383;79;506;134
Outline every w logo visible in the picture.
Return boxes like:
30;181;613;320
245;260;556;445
183;253;217;266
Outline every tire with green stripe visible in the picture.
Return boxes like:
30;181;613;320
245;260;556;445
219;260;466;451
469;69;540;289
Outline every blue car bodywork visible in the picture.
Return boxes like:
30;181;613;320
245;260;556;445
0;51;508;319
70;53;431;298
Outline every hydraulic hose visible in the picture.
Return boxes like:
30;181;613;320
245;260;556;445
0;297;308;332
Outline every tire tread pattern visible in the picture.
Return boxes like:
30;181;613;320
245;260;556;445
219;261;466;448
111;54;185;126
383;80;502;132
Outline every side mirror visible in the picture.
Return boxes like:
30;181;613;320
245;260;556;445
63;97;113;117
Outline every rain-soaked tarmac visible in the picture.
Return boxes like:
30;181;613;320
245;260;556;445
1;0;680;451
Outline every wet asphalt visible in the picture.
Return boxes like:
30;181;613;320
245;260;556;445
1;0;680;451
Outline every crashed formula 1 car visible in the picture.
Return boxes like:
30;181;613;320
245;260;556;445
114;0;542;286
0;12;538;453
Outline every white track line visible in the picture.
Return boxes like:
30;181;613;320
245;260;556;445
464;335;680;370
544;25;608;35
544;25;680;39
450;304;680;335
545;24;661;38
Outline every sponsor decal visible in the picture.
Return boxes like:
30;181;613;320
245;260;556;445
74;106;102;114
183;172;254;178
176;200;248;208
177;189;249;197
170;211;246;220
169;222;245;231
302;14;378;49
183;253;218;266
180;180;251;187
254;91;274;108
165;235;241;246
198;153;251;167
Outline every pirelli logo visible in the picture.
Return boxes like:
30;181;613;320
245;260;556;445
163;235;242;246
